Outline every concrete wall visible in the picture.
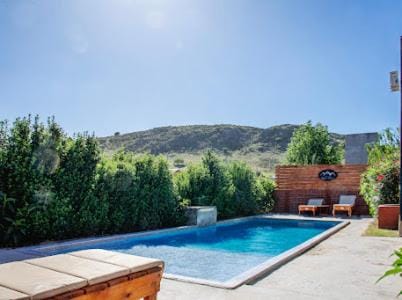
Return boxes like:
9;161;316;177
345;133;378;164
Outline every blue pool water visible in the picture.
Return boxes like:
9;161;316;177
38;218;340;283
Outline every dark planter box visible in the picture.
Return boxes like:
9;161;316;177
378;204;400;230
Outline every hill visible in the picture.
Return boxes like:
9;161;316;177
98;124;344;174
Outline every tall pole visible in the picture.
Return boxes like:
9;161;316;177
400;36;402;237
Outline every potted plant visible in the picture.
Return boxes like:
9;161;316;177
377;164;400;230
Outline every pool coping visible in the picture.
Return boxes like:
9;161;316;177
1;214;349;289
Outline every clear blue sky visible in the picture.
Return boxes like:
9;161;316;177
0;0;401;137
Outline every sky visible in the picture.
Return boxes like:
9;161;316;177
0;0;401;137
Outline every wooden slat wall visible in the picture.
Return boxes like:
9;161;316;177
274;164;369;215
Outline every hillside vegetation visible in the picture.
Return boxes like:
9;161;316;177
99;124;344;174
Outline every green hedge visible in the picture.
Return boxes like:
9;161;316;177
174;151;276;219
0;116;184;247
0;116;276;247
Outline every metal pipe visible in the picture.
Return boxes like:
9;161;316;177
399;36;402;236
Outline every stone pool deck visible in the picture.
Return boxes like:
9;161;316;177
159;217;401;300
0;217;400;299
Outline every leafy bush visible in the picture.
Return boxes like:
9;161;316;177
360;129;399;215
95;152;185;233
0;116;184;247
228;162;259;216
377;248;402;296
0;193;29;246
286;121;343;165
0;116;66;245
257;175;276;213
0;116;274;247
175;151;235;218
175;151;276;219
378;164;400;205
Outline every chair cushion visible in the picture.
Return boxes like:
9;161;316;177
339;195;356;205
307;198;324;206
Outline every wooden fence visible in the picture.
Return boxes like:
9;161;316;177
274;164;369;215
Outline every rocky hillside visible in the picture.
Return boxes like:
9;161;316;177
98;124;343;155
98;124;344;174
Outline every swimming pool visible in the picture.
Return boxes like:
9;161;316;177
32;216;347;288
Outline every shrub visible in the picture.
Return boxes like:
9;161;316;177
360;129;400;215
175;151;276;219
0;115;275;247
0;116;66;246
377;248;402;296
257;175;276;213
378;164;400;205
228;162;259;216
0;116;184;247
174;151;235;218
174;164;209;206
94;152;184;233
0;193;28;246
131;154;181;229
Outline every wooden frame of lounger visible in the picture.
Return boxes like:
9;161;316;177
298;198;328;216
332;195;356;217
53;266;162;300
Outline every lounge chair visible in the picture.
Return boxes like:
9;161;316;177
332;195;356;217
298;198;327;216
0;249;163;300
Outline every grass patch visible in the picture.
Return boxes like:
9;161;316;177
363;220;399;237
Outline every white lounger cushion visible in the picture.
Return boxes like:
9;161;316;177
0;261;86;299
0;249;164;299
27;253;129;285
70;249;164;273
338;195;356;206
0;285;29;300
306;198;324;206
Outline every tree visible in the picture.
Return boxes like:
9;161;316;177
286;121;343;165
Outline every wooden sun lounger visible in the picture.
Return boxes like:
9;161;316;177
298;198;328;216
332;195;356;217
0;249;164;300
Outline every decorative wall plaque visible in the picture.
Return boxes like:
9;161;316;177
318;169;338;181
